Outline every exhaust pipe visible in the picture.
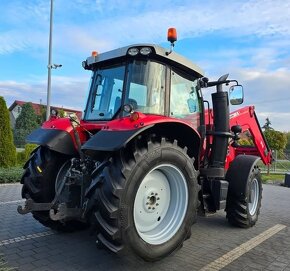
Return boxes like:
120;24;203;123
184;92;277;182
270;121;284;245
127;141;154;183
209;74;230;169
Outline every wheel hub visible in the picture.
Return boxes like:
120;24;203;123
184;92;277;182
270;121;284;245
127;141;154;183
144;191;160;213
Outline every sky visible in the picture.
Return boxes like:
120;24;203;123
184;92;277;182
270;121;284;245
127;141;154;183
0;0;290;131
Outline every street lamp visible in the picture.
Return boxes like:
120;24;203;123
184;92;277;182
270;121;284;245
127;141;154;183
46;0;62;120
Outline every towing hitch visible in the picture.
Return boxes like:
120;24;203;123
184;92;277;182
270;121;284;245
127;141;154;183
17;199;83;221
17;199;53;214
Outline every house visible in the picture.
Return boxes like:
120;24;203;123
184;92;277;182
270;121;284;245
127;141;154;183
9;100;82;128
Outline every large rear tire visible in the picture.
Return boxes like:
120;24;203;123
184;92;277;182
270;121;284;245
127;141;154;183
91;137;198;261
226;158;262;228
21;146;86;231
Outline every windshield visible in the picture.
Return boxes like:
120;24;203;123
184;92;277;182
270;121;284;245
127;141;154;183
84;64;126;120
84;60;166;121
125;60;166;115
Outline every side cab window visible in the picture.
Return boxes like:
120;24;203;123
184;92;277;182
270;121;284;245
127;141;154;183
170;69;200;118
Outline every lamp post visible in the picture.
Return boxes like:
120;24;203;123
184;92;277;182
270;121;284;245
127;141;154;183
46;0;53;121
46;0;62;120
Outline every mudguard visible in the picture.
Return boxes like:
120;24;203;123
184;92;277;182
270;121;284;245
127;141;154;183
225;155;260;197
27;128;78;156
82;126;152;152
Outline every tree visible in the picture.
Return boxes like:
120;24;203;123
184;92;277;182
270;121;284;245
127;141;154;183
14;103;39;147
262;117;273;131
59;108;65;118
264;129;287;151
286;132;290;150
0;97;16;167
37;104;46;125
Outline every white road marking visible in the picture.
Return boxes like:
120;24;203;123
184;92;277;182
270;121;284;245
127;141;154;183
0;183;21;186
0;231;55;246
200;224;287;271
0;200;25;205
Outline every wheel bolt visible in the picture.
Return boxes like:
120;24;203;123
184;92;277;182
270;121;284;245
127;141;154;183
156;203;159;206
157;197;160;200
152;207;155;210
155;193;158;196
148;207;151;209
151;192;154;195
146;202;149;205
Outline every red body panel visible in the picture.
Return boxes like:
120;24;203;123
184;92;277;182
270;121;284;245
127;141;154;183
42;106;270;171
97;112;200;134
42;113;201;153
227;106;272;167
42;117;103;149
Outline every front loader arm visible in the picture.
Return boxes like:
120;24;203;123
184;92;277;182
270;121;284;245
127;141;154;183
229;106;272;165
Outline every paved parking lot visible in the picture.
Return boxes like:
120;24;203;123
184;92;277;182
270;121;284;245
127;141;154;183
0;183;290;271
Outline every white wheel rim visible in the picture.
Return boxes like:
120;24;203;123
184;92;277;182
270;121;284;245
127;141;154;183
248;178;259;216
133;164;188;245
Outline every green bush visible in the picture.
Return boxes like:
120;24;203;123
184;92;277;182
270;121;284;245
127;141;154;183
0;167;23;183
13;103;39;148
24;143;37;159
17;151;26;166
0;97;16;168
17;144;38;166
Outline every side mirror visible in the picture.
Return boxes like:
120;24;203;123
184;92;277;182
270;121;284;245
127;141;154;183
229;85;244;105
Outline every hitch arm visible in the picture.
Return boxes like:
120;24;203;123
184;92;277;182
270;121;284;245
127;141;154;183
17;199;54;214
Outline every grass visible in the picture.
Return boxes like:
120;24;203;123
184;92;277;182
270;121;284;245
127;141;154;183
258;159;290;173
0;166;23;184
261;173;285;183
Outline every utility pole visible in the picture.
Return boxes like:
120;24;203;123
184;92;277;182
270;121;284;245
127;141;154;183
46;0;54;121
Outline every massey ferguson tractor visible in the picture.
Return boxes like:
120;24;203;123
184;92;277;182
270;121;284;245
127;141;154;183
18;28;272;261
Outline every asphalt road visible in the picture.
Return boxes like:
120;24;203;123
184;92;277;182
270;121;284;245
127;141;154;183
0;183;289;271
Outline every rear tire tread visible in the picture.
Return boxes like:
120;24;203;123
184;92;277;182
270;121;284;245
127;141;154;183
90;136;198;260
21;146;86;232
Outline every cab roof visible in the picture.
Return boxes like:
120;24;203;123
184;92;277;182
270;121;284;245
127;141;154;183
84;44;204;77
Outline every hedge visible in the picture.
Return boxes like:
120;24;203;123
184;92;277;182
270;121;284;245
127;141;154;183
0;167;23;183
17;144;38;166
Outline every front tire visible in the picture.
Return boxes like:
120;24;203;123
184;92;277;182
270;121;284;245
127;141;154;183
226;165;262;228
91;137;199;261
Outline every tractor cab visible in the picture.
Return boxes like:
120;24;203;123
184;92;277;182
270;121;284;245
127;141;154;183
82;44;204;126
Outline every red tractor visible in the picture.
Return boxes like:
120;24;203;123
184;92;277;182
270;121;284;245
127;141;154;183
18;29;272;261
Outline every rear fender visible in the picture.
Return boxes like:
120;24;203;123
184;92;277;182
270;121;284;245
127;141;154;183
26;128;78;156
82;121;201;167
81;126;153;153
27;117;85;156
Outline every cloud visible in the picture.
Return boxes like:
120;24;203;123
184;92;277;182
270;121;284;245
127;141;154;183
226;68;290;131
259;112;290;132
0;75;89;110
2;0;290;56
81;0;290;43
1;0;290;132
